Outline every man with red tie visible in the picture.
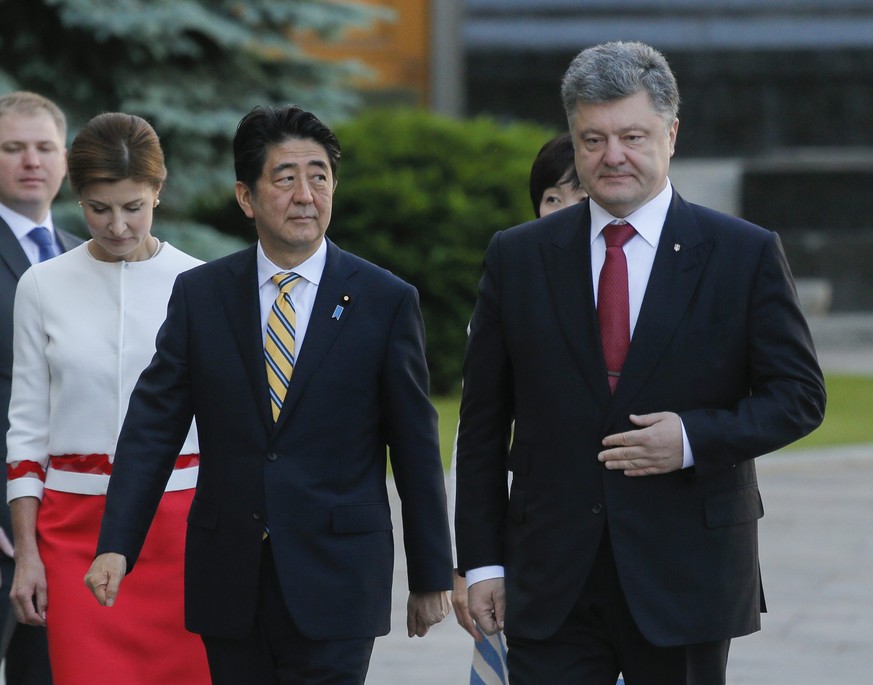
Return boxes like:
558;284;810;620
455;42;825;685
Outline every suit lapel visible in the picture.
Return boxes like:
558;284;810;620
0;222;81;278
220;246;275;432
274;240;359;432
0;220;32;279
541;203;612;404
608;193;712;419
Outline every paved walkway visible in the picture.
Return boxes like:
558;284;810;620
369;315;873;684
371;451;873;685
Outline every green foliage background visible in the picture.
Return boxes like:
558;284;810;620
2;2;563;386
330;109;557;393
0;0;385;257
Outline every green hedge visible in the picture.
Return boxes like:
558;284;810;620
331;108;557;393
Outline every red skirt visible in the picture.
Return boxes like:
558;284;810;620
37;489;211;685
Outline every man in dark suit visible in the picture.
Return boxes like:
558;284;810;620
455;42;826;685
85;105;452;684
1;91;80;685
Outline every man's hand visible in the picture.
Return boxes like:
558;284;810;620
451;569;480;640
406;591;450;638
599;412;684;476
84;553;127;607
467;577;505;636
10;552;48;626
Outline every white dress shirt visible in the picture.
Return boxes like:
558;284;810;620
256;237;327;355
589;182;670;332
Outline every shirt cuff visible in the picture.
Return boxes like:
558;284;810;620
464;565;505;587
680;418;695;468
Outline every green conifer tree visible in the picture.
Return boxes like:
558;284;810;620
0;0;383;256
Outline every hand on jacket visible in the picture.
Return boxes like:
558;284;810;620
599;412;684;476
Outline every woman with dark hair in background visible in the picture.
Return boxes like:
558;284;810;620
528;132;587;218
6;112;210;684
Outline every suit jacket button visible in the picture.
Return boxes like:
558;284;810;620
591;503;603;514
267;452;278;462
253;511;262;521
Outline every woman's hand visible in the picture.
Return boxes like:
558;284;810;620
10;550;48;626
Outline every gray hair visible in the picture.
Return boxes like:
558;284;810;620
560;41;680;124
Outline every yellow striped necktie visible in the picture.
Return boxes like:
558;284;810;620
265;273;302;422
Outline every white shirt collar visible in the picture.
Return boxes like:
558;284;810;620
257;237;327;289
0;202;57;241
589;179;673;249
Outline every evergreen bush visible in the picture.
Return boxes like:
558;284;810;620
331;108;557;394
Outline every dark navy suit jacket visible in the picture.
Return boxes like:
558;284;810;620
455;192;826;646
98;240;453;640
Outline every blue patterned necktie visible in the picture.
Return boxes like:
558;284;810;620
27;226;56;262
265;273;303;422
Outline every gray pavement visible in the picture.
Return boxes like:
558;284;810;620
373;450;873;684
369;314;873;684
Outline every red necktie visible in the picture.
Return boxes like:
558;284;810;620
598;222;637;393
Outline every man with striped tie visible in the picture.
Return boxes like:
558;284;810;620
86;105;453;684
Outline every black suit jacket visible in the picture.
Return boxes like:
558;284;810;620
455;193;825;646
97;240;452;640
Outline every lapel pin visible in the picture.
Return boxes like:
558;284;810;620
673;243;681;252
332;295;350;320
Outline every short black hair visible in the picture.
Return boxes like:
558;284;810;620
233;105;341;192
528;133;581;218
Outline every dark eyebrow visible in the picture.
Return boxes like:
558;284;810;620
270;159;329;176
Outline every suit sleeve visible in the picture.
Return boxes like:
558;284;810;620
96;276;195;569
455;232;514;574
681;232;826;471
382;285;453;592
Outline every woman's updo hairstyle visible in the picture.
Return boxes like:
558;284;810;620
67;112;166;195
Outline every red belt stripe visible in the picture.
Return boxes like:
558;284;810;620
7;453;199;480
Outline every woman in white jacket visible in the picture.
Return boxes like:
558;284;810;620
6;112;210;684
